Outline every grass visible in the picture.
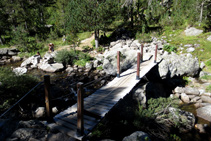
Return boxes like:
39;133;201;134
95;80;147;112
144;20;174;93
206;85;211;92
159;26;211;73
77;32;92;41
200;75;211;80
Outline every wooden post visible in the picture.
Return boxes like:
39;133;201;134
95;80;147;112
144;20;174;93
154;44;158;63
77;82;84;136
117;51;120;78
44;75;52;120
141;44;143;62
136;52;140;80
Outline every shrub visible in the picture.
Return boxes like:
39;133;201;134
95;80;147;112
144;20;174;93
163;44;177;53
74;59;88;67
0;67;38;112
55;49;77;66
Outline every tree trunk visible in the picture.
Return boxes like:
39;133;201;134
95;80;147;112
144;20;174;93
130;4;133;28
199;2;204;23
95;30;99;48
0;35;3;45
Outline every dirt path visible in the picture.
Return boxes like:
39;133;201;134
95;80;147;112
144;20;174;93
56;34;94;51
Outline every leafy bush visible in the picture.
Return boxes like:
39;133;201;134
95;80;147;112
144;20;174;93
55;49;77;65
134;97;180;128
82;45;92;52
55;49;93;66
91;39;95;47
163;44;177;53
136;32;152;43
0;67;38;112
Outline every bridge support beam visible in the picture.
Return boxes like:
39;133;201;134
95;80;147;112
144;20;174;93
117;51;120;78
77;82;84;136
136;52;140;80
141;44;143;62
44;75;52;121
154;44;158;63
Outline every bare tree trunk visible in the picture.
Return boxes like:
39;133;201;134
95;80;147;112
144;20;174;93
199;2;204;23
95;30;99;48
0;35;4;45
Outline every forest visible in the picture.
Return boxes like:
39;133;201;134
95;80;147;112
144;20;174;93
0;0;211;51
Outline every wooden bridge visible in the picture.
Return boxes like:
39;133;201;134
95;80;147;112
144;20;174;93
53;50;159;140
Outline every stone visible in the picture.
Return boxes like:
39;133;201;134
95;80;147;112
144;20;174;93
34;107;45;118
201;96;211;103
85;62;93;71
184;87;200;95
174;86;184;93
133;85;147;105
122;131;150;141
174;93;180;98
207;35;211;41
93;60;100;68
190;96;201;103
47;133;71;141
186;47;195;52
184;27;203;36
181;93;190;103
168;107;195;133
184;44;193;48
8;50;18;56
0;48;8;55
188;95;197;99
52;107;58;114
195;124;208;133
21;55;41;68
13;67;27;75
158;53;200;79
66;66;74;73
10;128;46;141
186;53;192;58
11;56;22;62
38;62;64;73
197;105;211;122
200;62;205;69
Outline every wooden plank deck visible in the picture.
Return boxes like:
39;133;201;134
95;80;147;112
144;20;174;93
53;54;157;140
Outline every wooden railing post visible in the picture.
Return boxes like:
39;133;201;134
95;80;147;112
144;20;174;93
141;44;143;62
136;52;140;80
154;44;158;63
117;51;120;78
77;82;84;136
44;75;52;120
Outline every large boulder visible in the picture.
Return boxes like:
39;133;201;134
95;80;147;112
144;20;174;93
132;84;147;105
38;62;64;73
13;67;27;75
0;48;8;56
21;55;42;68
103;40;137;75
158;52;200;79
196;105;211;122
184;27;203;36
122;131;150;141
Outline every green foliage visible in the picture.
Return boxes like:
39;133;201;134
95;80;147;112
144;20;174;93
134;97;180;129
77;32;92;40
97;66;103;70
55;49;93;66
91;39;95;48
0;67;38;111
136;32;152;43
96;46;105;53
170;134;182;141
55;49;77;65
200;75;211;80
183;76;190;85
82;45;93;52
163;44;177;53
206;85;211;92
74;59;88;67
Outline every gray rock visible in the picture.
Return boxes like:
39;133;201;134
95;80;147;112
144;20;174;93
13;67;27;75
174;86;184;93
85;62;93;71
38;62;64;73
0;48;8;55
8;50;18;56
181;93;190;103
66;66;74;73
184;44;193;48
185;27;203;36
186;47;195;52
21;55;41;68
93;60;101;68
11;56;22;62
190;96;201;103
158;53;200;79
200;62;205;69
47;133;72;141
34;107;45;118
197;105;211;122
201;96;211;103
122;131;150;141
18;120;45;129
133;86;146;105
184;87;200;95
10;128;46;141
207;35;211;41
